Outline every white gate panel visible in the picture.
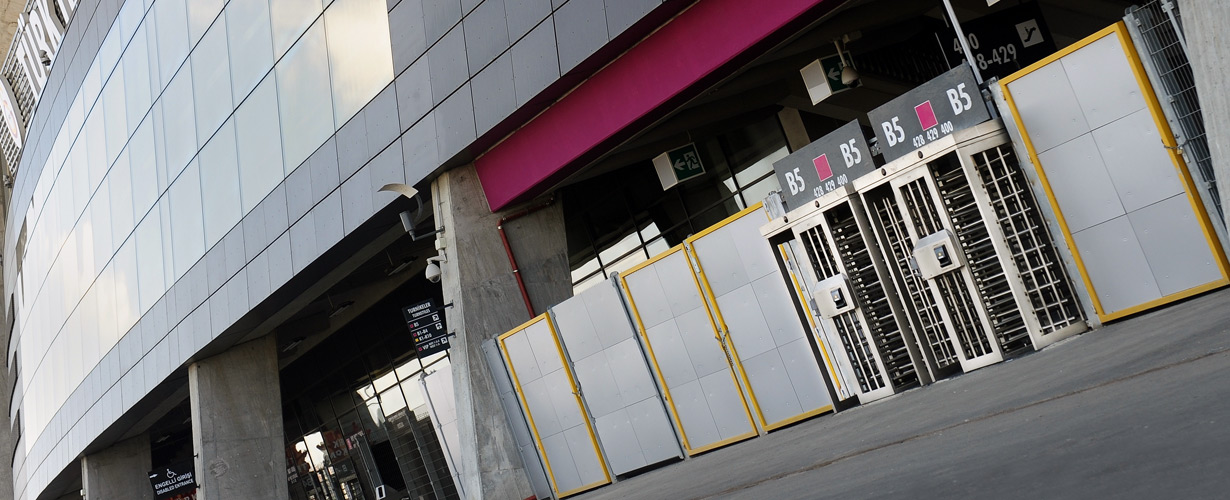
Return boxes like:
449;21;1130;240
499;315;609;497
551;279;682;476
621;247;756;455
688;205;834;431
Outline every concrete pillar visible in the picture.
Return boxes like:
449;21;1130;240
433;164;572;500
1179;0;1230;231
80;434;154;500
189;335;287;500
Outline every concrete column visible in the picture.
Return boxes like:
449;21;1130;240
80;434;154;500
433;164;572;500
1179;0;1230;231
189;335;287;500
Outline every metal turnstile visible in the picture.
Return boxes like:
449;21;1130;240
855;123;1086;376
785;187;926;402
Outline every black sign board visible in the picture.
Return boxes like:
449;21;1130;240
942;2;1056;80
403;299;450;357
773;120;875;211
148;459;197;500
867;65;991;163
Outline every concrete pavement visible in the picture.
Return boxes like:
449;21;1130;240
573;288;1230;500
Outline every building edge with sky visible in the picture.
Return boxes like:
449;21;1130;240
0;0;1225;499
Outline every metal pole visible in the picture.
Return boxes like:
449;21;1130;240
942;0;983;84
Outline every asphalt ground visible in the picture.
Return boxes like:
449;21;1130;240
573;288;1230;500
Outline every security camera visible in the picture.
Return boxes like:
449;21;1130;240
425;256;445;284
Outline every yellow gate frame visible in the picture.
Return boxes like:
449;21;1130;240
619;245;758;455
999;21;1230;323
497;314;610;497
684;203;835;431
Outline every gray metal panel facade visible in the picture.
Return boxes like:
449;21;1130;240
2;0;672;498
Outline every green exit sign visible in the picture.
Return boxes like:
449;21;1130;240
652;143;706;189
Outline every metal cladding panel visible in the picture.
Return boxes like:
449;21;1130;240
586;281;639;349
500;316;609;496
607;337;659;404
779;337;834;411
627;396;682;464
1036;134;1125;232
1072;216;1161;313
658;252;709;316
1008;61;1090;153
699;369;754;440
553;292;603;360
625;267;674;329
690;219;752;297
1092;108;1186;212
594;409;646;474
541;432;584;493
690;206;833;427
645;320;698;387
677;307;729;380
1062;34;1147;130
1129;194;1220;295
572;354;624;417
1004;23;1228;320
527;320;566;375
752;273;809;347
623;248;755;453
669;379;722;447
716;283;778;360
564;424;608;488
504;330;543;383
741;349;804;425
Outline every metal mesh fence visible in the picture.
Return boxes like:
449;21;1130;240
1126;0;1221;222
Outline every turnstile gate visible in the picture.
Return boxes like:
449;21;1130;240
857;123;1087;374
787;188;925;402
769;122;1088;397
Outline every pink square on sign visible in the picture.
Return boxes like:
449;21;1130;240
813;154;833;181
915;100;939;130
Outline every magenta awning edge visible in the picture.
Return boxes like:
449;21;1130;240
474;0;828;212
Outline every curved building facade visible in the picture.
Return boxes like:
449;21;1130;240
0;0;1171;499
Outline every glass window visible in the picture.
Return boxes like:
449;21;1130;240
108;150;135;245
153;0;190;88
113;238;140;337
95;263;121;351
159;61;198;181
102;74;128;167
84;110;107;194
235;77;285;213
324;0;394;126
199;120;242;248
89;187;114;272
276;19;334;172
169;159;205;280
191;18;233;147
226;0;275;102
135;209;166;314
270;0;323;60
122;24;155;136
130;118;159;220
186;0;226;47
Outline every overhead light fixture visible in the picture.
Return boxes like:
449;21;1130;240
329;301;354;318
384;252;417;276
281;337;306;353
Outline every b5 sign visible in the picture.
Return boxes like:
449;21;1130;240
868;65;991;163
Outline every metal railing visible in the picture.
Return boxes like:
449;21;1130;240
1126;0;1222;224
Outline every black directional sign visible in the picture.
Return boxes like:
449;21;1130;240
773;120;875;211
148;459;197;500
867;64;992;163
940;2;1057;81
403;299;450;357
